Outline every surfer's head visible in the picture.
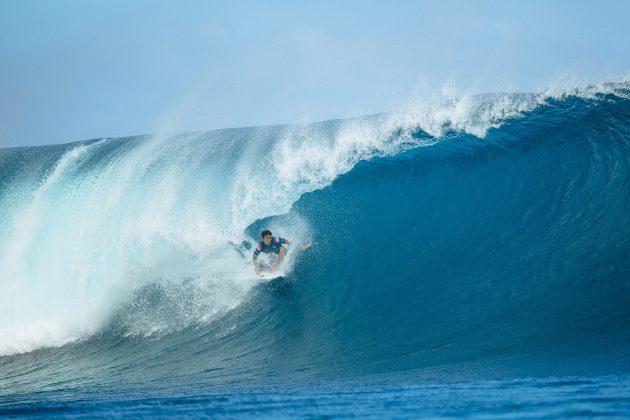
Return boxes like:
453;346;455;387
261;230;272;245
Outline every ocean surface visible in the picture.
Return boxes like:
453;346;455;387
1;83;629;418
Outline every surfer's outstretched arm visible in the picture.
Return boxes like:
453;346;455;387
282;238;312;250
278;246;287;261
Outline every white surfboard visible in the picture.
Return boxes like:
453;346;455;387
257;268;285;282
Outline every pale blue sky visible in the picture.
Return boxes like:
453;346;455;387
1;0;629;147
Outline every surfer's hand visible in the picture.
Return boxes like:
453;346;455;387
255;267;261;274
302;243;311;250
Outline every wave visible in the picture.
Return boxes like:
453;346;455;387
1;82;629;391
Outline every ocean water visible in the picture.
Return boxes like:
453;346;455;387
1;83;629;417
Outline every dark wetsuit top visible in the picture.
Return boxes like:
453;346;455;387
253;237;287;257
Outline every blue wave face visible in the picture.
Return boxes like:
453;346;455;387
1;84;630;397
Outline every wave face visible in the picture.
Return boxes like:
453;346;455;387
1;83;630;395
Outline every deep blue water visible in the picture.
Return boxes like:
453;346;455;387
2;375;630;418
1;84;629;417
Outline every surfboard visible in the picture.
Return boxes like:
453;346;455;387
258;270;284;282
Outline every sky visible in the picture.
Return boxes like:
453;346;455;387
1;0;629;148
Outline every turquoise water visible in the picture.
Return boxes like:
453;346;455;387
1;83;629;417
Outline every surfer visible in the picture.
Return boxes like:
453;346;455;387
253;230;289;274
